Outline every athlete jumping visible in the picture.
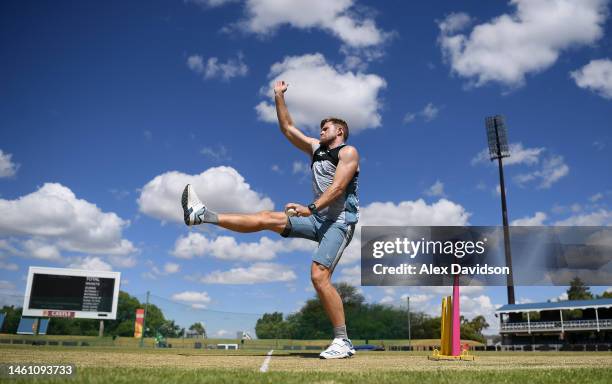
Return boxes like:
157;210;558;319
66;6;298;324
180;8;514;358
181;80;360;359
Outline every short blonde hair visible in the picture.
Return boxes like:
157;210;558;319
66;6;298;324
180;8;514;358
320;117;349;141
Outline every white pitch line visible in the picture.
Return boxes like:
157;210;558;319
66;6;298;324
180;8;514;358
259;349;274;372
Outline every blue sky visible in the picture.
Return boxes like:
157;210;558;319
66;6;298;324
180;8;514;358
1;0;611;337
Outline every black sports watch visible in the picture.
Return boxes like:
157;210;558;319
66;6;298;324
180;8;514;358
308;203;318;214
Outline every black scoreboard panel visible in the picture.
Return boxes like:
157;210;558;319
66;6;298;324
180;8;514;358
28;273;115;313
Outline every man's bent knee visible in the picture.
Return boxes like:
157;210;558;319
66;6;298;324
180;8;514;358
311;262;331;291
258;211;288;233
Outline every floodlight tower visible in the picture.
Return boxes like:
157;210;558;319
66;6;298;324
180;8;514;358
485;115;515;305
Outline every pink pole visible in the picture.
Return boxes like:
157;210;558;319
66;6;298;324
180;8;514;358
451;274;461;356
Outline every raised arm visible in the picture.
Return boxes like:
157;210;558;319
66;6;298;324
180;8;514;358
274;80;318;155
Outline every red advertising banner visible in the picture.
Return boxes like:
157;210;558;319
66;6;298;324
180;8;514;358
134;308;144;338
43;310;75;318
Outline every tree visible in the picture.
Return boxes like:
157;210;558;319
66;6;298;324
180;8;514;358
189;322;206;338
598;290;612;299
106;291;143;337
159;319;183;338
335;282;365;306
459;315;489;343
0;306;22;334
469;315;489;334
0;291;183;338
255;312;292;339
253;283;487;341
567;277;593;300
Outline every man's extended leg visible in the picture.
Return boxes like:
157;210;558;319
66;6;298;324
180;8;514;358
182;184;287;233
217;212;287;233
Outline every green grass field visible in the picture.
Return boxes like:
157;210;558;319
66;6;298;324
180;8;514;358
1;344;611;383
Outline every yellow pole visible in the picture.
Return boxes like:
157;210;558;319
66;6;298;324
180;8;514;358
440;296;452;356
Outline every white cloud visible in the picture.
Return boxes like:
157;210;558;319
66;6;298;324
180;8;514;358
201;145;231;162
514;155;569;189
199;262;296;284
551;292;569;302
171;291;212;305
138;167;274;223
189;0;238;8
171;231;314;260
164;262;180;274
141;271;157;280
422;103;439;122
0;239;20;255
471;143;544;166
0;261;18;271
22;239;62;261
425;180;445;197
236;0;387;48
0;183;136;256
438;0;609;87
438;12;473;34
0;150;19;178
495;185;503;196
68;256;113;272
255;53;386;134
171;232;208;259
187;53;248;81
404;103;441;124
142;259;183;279
402;112;416;124
339;198;471;265
215;329;231;337
571;58;612;99
337;264;361;285
570;204;583;213
109;188;130;201
554;209;612;225
173;233;277;260
589;193;604;203
271;164;282;174
592;141;606;151
372;287;489;323
292;161;310;176
107;255;138;268
399;293;433;306
0;280;16;290
511;211;547;225
359;199;470;227
460;294;499;332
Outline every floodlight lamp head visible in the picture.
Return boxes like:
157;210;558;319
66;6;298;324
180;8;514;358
485;115;510;161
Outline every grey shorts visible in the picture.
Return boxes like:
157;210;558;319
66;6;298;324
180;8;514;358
280;215;355;272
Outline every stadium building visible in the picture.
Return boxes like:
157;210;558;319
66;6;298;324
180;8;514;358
496;298;612;350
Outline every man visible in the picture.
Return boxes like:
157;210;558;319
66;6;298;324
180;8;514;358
181;80;360;359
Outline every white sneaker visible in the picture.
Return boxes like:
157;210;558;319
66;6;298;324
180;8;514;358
181;184;205;226
319;338;355;359
345;338;356;355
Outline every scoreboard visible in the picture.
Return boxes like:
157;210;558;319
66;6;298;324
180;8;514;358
23;267;121;319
